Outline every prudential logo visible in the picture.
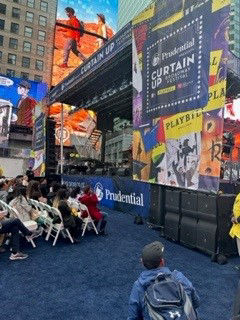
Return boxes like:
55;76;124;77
94;183;104;201
94;182;144;206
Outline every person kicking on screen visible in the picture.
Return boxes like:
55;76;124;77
59;7;86;68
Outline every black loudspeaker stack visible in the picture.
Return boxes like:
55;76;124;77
217;194;237;257
180;192;198;248
164;189;181;241
196;194;217;255
45;118;56;176
148;184;165;233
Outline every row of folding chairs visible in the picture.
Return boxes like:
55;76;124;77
28;199;98;246
0;199;38;248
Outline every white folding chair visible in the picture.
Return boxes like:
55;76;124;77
45;206;74;246
8;205;38;248
78;202;98;237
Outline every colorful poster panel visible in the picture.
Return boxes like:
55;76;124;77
132;0;230;193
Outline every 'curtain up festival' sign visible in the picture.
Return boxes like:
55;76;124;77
132;0;230;193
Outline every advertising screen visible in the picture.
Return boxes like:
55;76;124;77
0;75;48;128
52;0;118;86
49;104;97;147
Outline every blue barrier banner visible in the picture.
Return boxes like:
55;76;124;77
113;177;150;218
61;175;115;209
61;175;150;217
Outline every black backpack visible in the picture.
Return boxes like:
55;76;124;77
145;273;198;320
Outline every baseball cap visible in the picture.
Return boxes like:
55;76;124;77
19;80;31;90
142;241;164;269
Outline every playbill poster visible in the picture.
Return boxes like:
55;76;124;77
132;0;230;192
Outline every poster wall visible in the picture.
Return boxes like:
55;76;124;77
132;0;230;192
31;101;47;177
0;75;48;128
52;0;118;86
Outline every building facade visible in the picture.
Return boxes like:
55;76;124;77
229;0;240;58
0;0;57;85
105;127;132;164
117;0;153;30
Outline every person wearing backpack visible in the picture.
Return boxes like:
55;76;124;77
59;7;86;68
128;242;200;320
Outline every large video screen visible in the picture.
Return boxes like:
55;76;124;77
0;75;48;128
49;103;97;147
52;0;118;86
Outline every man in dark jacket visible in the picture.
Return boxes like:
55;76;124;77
128;242;200;320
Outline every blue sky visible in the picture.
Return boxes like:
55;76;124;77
57;0;118;31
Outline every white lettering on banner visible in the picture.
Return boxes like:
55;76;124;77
151;54;195;89
161;38;195;61
105;189;144;207
62;180;145;207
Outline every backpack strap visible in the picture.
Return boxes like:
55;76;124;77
179;283;197;320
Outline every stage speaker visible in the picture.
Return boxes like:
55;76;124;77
217;194;238;257
148;184;165;228
180;192;198;248
45;118;56;173
196;194;217;255
117;168;130;177
164;189;181;241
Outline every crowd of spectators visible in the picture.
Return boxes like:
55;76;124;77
0;173;108;260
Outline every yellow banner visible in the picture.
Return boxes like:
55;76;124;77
212;0;230;13
152;11;184;31
164;109;203;139
132;3;155;25
158;85;176;95
204;80;226;112
209;50;222;76
152;143;166;160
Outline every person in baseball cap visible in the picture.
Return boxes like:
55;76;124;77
141;241;165;269
16;79;36;127
18;80;31;90
128;241;200;319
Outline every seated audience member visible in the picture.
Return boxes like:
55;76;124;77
0;179;8;202
26;166;34;181
80;186;107;235
53;189;82;241
128;242;200;320
26;181;40;200
0;212;41;260
39;184;48;203
68;188;81;210
47;182;61;206
9;187;43;225
22;175;29;187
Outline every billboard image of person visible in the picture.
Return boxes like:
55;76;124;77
0;75;48;128
16;80;37;127
52;0;118;86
